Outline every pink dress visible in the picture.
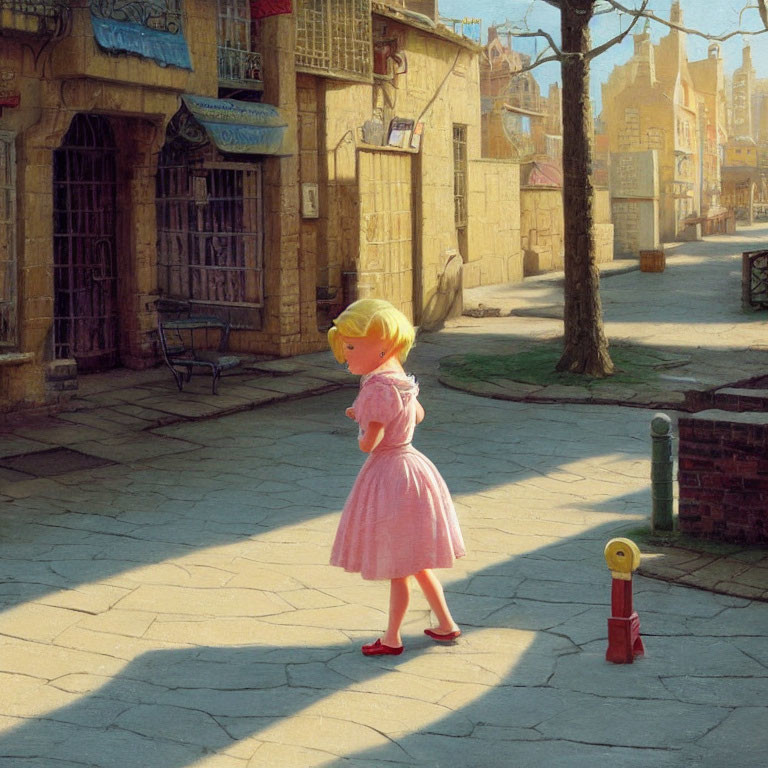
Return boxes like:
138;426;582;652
331;371;466;580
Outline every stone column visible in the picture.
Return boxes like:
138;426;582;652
113;117;168;369
16;87;76;402
260;12;304;356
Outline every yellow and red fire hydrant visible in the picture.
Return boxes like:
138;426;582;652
604;538;645;664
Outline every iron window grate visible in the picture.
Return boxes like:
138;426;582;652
217;0;263;90
157;151;265;310
453;124;468;228
296;0;372;81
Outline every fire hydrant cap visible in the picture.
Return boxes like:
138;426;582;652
605;538;642;574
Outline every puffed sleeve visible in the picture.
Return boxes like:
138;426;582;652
354;379;401;428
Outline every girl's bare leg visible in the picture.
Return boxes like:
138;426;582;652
381;576;410;647
414;569;459;633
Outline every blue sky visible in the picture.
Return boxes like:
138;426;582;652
437;0;768;112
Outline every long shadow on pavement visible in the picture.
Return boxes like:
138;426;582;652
0;390;649;616
1;391;763;766
3;516;755;768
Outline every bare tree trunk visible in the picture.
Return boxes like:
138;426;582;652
556;0;614;377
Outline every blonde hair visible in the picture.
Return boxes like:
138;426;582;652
328;298;415;364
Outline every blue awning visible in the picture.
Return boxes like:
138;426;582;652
182;95;290;156
91;16;192;70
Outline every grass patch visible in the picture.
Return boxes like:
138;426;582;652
439;342;689;388
625;525;764;557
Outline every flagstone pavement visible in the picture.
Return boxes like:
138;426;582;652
0;226;767;767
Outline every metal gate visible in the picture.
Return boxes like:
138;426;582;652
53;113;119;370
156;146;264;315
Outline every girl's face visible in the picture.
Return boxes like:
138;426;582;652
339;334;390;375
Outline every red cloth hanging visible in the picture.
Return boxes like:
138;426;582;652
250;0;292;19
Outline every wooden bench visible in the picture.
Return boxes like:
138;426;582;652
158;316;241;395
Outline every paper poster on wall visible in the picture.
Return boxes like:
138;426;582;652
410;122;424;151
302;183;319;218
388;118;414;149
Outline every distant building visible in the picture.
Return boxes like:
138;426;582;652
479;25;612;274
723;45;763;221
479;25;562;167
601;2;728;243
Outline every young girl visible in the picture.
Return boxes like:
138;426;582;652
328;298;466;656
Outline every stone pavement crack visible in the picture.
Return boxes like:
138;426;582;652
558;738;684;751
735;647;768;672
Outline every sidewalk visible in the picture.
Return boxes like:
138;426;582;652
0;356;354;478
0;228;767;767
454;230;768;409
2;227;767;595
639;537;768;601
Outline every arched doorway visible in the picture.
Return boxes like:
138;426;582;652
53;113;119;371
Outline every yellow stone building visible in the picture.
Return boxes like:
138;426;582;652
302;2;521;328
1;0;522;414
478;24;612;275
722;45;763;222
601;3;728;242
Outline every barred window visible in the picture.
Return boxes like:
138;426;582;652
453;124;467;228
156;148;265;315
0;131;16;348
296;0;372;82
0;0;69;35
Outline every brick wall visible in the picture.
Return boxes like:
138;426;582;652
678;410;768;543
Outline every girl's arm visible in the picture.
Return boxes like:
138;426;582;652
359;421;385;453
414;399;425;425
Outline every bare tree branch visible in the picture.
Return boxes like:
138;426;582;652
499;0;768;77
604;0;768;42
512;54;564;74
585;0;649;60
509;28;564;58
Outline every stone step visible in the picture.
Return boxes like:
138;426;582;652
711;387;768;412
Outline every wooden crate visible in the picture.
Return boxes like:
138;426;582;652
639;250;665;272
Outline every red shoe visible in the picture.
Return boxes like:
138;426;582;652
361;638;404;656
424;628;461;642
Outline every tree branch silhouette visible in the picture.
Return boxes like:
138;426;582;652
508;0;768;77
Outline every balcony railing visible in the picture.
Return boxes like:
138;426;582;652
217;45;263;91
0;0;69;35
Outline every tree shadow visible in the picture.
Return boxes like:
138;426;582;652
0;391;655;617
1;504;761;767
0;516;712;768
3;381;755;765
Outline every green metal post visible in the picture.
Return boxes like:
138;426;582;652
650;413;674;531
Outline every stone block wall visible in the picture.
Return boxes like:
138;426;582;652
464;159;521;288
593;190;615;265
678;410;768;543
318;16;487;324
357;148;413;319
519;187;563;275
520;187;613;274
